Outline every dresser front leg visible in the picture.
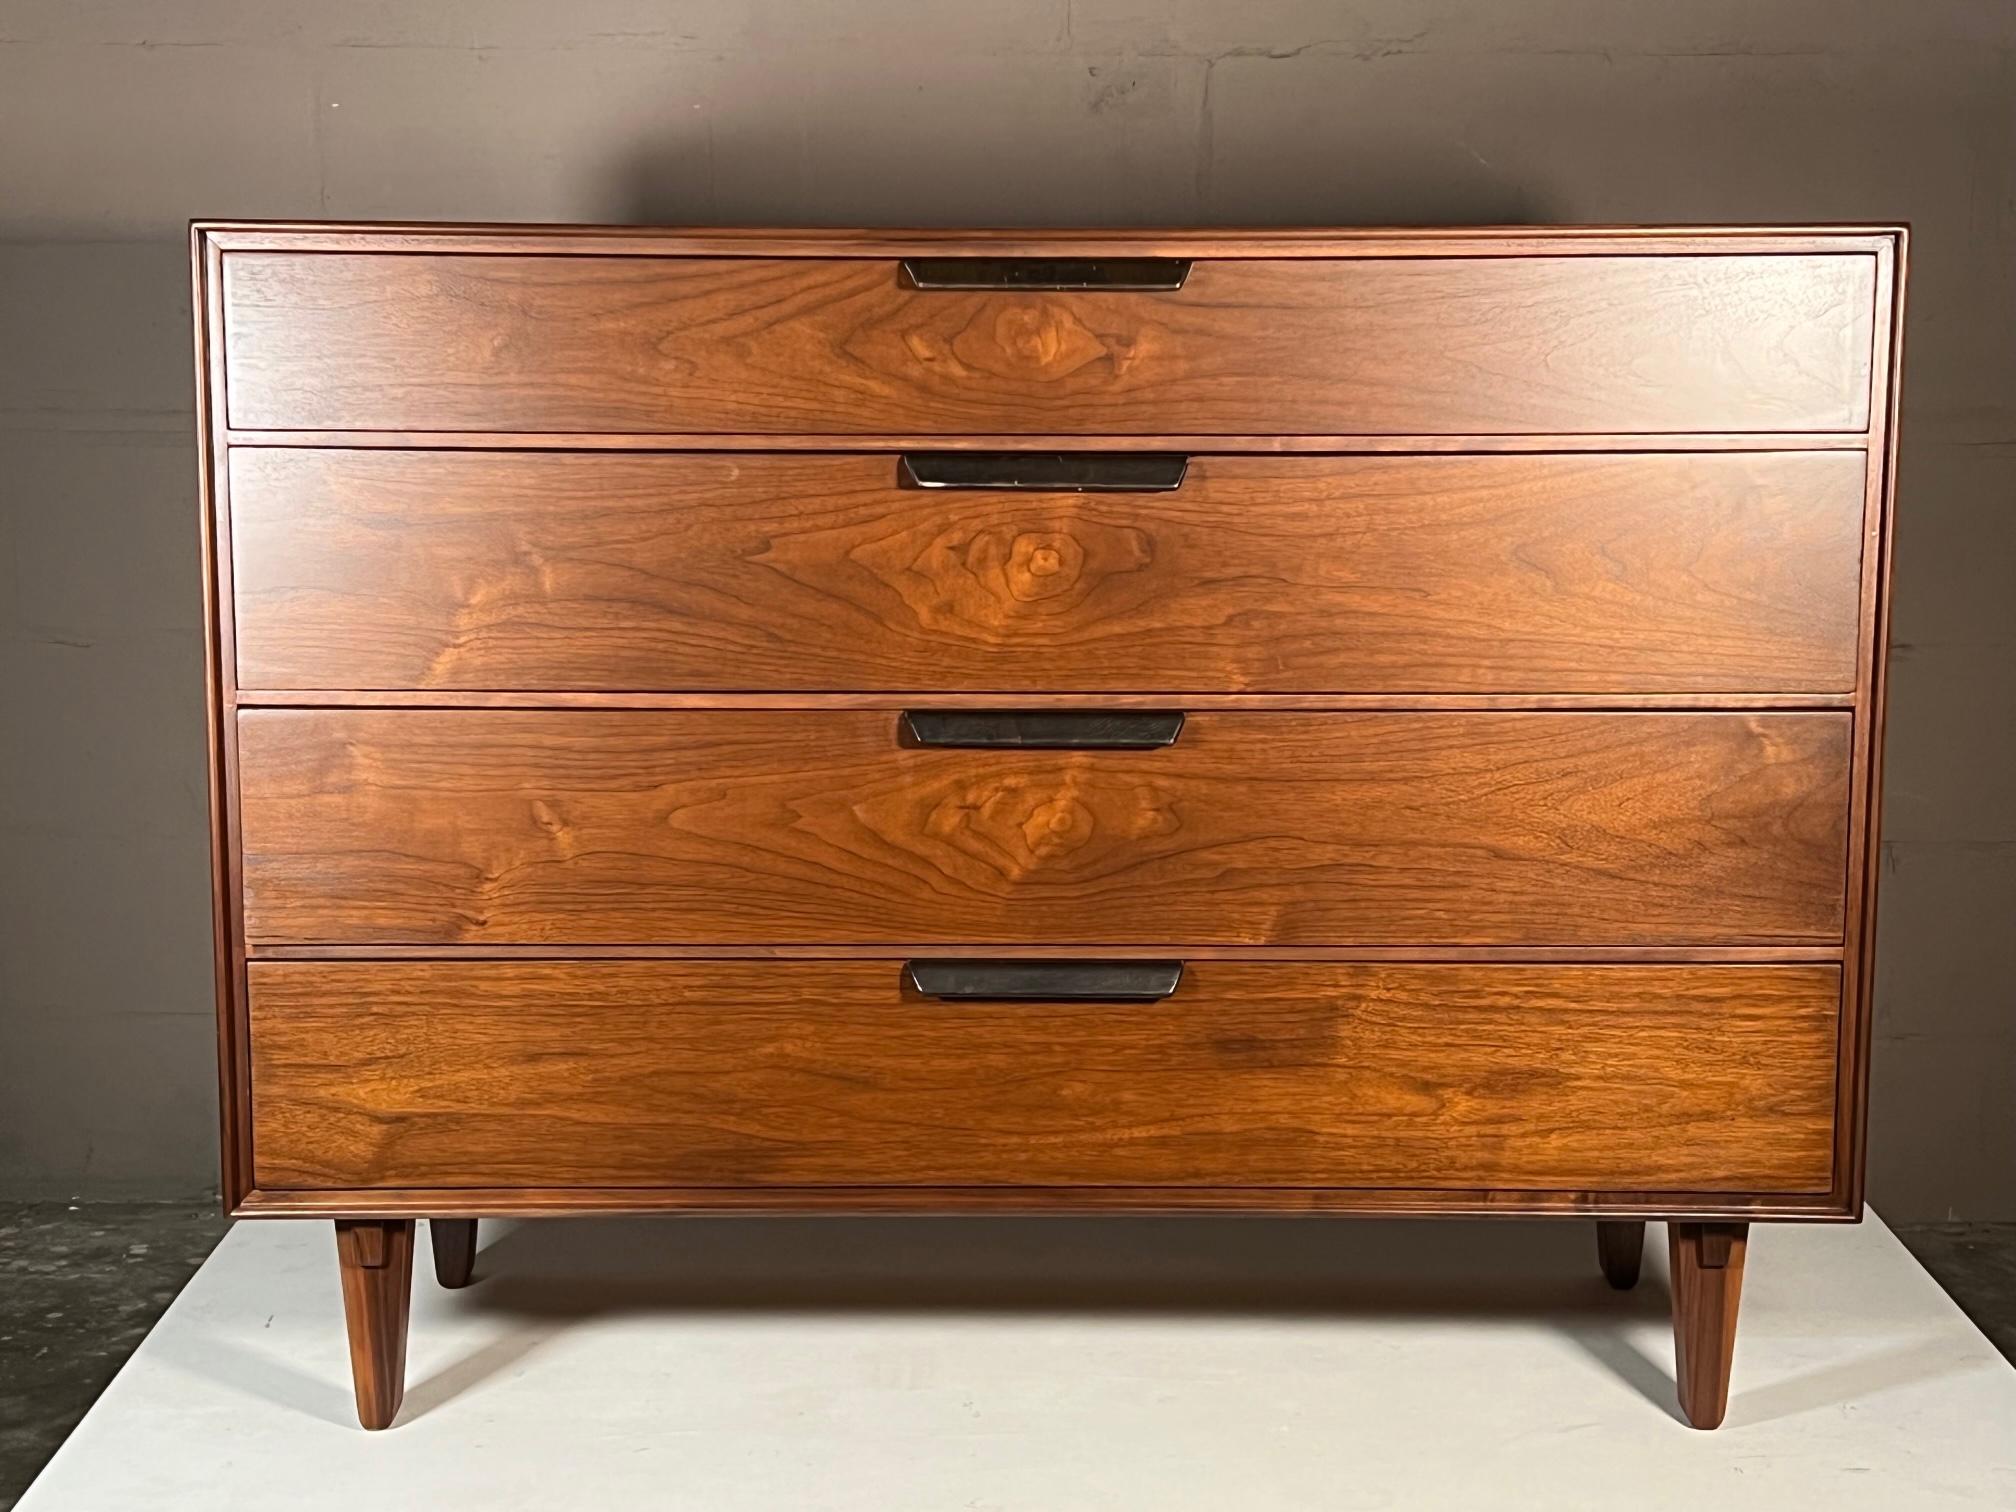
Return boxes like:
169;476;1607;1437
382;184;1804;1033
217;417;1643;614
429;1218;478;1289
1667;1221;1748;1429
1595;1220;1645;1289
335;1219;415;1430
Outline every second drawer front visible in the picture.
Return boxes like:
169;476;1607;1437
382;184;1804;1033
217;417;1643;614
247;960;1840;1192
229;449;1866;694
237;710;1850;946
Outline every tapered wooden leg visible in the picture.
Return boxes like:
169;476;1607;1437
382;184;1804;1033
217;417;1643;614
335;1219;415;1430
1596;1220;1645;1289
430;1218;478;1289
1668;1221;1748;1429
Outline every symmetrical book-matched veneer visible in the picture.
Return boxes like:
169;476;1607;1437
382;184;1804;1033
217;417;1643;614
194;223;1905;1430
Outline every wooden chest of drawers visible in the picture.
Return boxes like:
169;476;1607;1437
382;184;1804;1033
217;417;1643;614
193;222;1905;1431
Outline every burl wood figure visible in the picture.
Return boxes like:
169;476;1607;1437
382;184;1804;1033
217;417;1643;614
194;222;1904;1430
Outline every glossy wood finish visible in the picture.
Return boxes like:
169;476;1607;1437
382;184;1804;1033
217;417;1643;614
428;1218;477;1289
1669;1221;1750;1429
248;961;1839;1192
192;225;1908;1226
334;1218;413;1429
229;449;1866;694
220;253;1875;436
192;225;1907;1436
235;709;1850;947
1597;1220;1647;1289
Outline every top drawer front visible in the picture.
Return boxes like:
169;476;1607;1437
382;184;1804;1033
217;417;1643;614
220;253;1876;436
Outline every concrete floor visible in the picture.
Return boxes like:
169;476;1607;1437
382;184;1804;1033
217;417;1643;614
1;1206;2012;1510
1894;1223;2016;1365
0;1204;229;1512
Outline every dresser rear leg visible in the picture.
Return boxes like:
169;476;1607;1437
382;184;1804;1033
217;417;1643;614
1595;1220;1645;1289
1667;1221;1748;1429
335;1219;415;1430
430;1219;478;1289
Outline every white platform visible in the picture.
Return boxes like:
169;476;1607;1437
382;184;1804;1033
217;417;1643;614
18;1211;2015;1509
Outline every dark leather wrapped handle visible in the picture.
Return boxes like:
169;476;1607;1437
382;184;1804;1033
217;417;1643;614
902;710;1183;749
901;257;1191;291
908;959;1184;1001
899;453;1188;492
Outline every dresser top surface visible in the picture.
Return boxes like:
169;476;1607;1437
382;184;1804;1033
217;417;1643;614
190;220;1908;257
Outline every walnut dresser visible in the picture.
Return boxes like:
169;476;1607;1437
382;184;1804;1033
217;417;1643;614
192;222;1905;1430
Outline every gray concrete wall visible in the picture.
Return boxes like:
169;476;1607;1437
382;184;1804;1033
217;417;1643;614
2;1;2011;1217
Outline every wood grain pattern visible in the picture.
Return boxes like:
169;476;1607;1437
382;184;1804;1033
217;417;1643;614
193;225;1907;1227
1669;1221;1749;1429
220;253;1875;436
187;225;1910;1435
235;709;1851;947
334;1218;413;1430
248;961;1839;1192
228;449;1865;694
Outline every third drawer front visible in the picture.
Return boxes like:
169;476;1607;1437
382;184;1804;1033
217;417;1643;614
246;959;1841;1192
237;709;1851;946
228;448;1867;694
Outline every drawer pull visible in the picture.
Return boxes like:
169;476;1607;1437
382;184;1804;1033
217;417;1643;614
901;257;1192;292
902;710;1184;749
908;959;1184;1001
899;452;1188;492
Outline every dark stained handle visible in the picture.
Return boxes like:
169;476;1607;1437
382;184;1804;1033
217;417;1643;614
901;257;1192;291
899;452;1188;492
902;710;1184;749
908;959;1184;1001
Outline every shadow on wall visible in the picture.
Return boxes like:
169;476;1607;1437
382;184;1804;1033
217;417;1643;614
614;137;1555;228
0;238;218;1200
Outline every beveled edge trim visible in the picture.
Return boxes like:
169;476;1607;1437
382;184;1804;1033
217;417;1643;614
232;691;1860;710
194;220;1905;259
1836;226;1909;1213
246;944;1848;963
232;1185;1859;1222
220;429;1876;451
193;227;254;1213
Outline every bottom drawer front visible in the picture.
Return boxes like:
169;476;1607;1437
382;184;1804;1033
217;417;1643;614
247;961;1839;1193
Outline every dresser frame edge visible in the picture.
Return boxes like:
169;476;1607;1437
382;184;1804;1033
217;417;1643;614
228;1187;1861;1222
195;223;1909;1226
196;224;256;1212
1835;225;1909;1223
